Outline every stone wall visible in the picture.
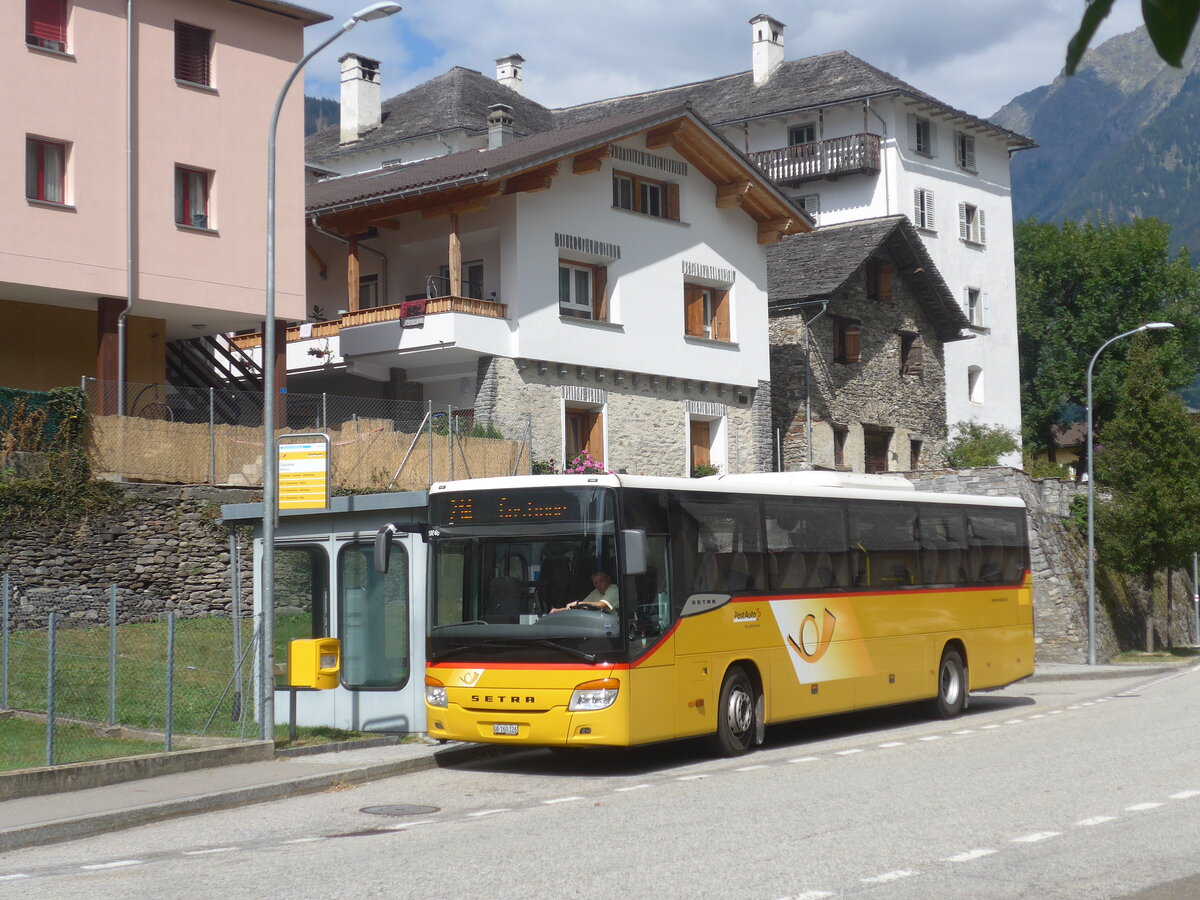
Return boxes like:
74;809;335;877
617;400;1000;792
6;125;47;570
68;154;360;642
771;259;948;473
1;484;255;629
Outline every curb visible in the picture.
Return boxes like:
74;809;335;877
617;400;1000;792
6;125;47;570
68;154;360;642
0;742;496;853
1027;663;1189;682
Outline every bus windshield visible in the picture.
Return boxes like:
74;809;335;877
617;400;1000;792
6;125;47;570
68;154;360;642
428;486;624;663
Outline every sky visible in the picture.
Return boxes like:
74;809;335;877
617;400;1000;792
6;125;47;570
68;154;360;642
300;1;1145;120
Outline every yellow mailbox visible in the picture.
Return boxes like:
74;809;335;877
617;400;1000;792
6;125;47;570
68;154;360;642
288;638;340;690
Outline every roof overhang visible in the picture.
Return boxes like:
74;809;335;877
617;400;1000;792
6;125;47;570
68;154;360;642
226;0;332;26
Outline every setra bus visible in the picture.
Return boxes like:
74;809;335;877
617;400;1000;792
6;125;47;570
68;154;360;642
375;471;1033;756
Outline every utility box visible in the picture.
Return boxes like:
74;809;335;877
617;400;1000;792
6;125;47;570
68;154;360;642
288;638;341;690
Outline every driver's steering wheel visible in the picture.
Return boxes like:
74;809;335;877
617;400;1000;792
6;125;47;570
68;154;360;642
573;602;603;611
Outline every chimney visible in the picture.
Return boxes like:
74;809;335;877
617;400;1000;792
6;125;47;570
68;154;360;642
339;53;381;143
749;14;785;86
495;53;525;95
487;103;514;149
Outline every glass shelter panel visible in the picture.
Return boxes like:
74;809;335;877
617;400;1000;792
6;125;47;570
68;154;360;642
339;542;409;689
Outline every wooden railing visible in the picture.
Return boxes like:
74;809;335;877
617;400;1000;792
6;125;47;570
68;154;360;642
230;296;508;349
747;133;882;185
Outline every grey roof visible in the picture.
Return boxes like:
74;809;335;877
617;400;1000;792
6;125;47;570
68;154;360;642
766;215;970;342
554;51;1033;148
306;67;557;161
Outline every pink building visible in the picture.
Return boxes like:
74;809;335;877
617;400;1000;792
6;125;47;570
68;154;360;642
2;0;327;398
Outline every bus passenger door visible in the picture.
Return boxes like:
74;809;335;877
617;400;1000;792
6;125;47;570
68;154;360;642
626;535;677;744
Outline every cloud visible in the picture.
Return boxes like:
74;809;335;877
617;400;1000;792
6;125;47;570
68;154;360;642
301;0;1147;118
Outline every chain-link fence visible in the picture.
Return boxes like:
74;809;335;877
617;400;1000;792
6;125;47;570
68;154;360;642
84;378;530;490
0;577;259;770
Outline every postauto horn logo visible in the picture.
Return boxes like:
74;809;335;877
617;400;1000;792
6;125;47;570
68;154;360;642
787;609;836;663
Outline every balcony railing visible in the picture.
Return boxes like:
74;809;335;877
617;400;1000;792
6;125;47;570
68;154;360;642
748;133;882;185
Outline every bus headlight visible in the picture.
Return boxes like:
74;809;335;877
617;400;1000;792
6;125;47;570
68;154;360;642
426;674;448;708
568;678;619;711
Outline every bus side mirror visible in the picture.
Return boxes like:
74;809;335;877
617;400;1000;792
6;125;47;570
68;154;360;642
622;529;647;576
374;521;431;573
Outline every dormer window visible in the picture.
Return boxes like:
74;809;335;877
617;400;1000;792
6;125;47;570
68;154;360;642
956;132;977;171
909;114;936;157
612;170;679;221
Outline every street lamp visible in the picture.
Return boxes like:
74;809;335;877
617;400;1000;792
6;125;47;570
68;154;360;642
1085;321;1174;665
260;1;401;739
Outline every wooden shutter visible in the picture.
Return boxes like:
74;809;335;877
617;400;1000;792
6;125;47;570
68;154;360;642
836;320;861;363
978;208;987;246
712;289;730;341
175;22;211;85
868;263;894;301
587;411;605;466
690;420;711;468
960;134;976;170
665;183;680;221
902;335;924;376
592;265;608;322
27;0;67;45
958;202;969;241
684;284;705;337
913;189;922;227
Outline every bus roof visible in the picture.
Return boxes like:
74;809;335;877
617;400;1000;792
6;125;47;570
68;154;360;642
428;471;1026;509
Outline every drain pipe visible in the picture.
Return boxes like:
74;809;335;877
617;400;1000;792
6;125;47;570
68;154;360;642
117;0;136;416
866;99;890;216
310;217;387;309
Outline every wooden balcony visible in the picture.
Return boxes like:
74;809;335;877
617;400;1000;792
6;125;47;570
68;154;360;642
748;133;882;185
229;296;508;350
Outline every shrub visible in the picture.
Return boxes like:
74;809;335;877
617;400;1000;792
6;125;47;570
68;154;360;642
692;462;720;477
944;420;1019;468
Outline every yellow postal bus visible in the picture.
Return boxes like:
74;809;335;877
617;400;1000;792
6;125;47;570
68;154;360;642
376;471;1033;756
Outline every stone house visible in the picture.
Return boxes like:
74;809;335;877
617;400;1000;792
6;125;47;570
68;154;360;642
768;216;969;473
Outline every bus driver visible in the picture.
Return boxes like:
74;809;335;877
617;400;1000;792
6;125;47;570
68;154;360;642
550;571;618;614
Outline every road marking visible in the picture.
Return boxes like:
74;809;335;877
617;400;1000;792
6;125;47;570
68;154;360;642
736;764;769;772
1125;802;1164;812
281;837;323;844
386;820;434;831
788;756;819;763
81;860;142;870
786;891;835;900
542;796;583;804
1081;701;1095;707
0;875;30;882
468;808;511;817
879;741;905;747
953;729;974;735
1170;790;1200;800
1048;709;1064;715
1012;831;1061;843
1004;719;1024;725
836;748;864;756
1076;816;1116;826
614;784;650;792
1096;697;1111;703
678;774;707;781
861;869;917;884
1067;704;1082;710
980;724;1001;730
182;847;238;856
945;848;996;862
1029;714;1046;719
918;735;942;741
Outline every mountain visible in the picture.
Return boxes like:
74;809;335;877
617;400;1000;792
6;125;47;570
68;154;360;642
992;27;1200;256
305;96;338;137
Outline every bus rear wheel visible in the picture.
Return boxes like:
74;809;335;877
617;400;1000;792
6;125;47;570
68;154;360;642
932;649;967;718
711;666;759;756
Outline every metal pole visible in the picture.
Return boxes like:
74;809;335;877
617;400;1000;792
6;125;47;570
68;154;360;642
1193;551;1199;646
803;300;828;470
108;584;117;726
2;573;8;710
1086;322;1174;665
527;412;533;475
775;428;782;472
232;532;243;721
427;399;434;486
448;405;454;481
46;612;56;767
209;387;216;485
260;0;402;747
165;612;175;752
322;392;328;431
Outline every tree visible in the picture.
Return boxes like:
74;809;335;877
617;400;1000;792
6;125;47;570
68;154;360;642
1094;336;1200;651
1067;0;1200;75
943;421;1019;468
1015;217;1200;454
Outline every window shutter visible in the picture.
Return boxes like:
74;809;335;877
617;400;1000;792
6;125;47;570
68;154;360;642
665;183;680;221
845;324;862;363
175;22;211;85
913;189;922;226
963;135;976;170
907;113;918;152
910;337;924;375
27;0;67;45
982;291;990;327
978;208;987;246
713;289;730;341
958;202;969;241
928;121;938;157
684;285;705;337
588;411;605;466
924;191;934;229
592;265;608;322
877;264;894;300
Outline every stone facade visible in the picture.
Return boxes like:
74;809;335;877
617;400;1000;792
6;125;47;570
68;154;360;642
771;256;948;473
0;485;255;630
473;356;765;476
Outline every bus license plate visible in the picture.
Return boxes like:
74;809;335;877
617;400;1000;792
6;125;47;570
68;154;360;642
493;723;519;736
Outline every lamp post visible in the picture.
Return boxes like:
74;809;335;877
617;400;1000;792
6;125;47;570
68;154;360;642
1085;321;1174;665
260;1;401;739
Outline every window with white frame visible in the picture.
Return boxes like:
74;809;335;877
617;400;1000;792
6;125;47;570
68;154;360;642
968;365;984;404
959;202;986;245
909;114;936;157
956;132;977;171
797;193;820;223
359;274;379;309
612;170;679;221
175;166;210;229
965;286;987;327
913;188;935;231
788;122;816;146
26;137;67;204
559;259;610;321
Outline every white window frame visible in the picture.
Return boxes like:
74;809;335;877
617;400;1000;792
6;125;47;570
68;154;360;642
964;286;989;328
956;132;977;171
909;114;936;157
968;365;984;404
797;193;820;223
558;261;593;316
687;413;727;475
788;122;816;146
913;188;935;231
958;202;986;246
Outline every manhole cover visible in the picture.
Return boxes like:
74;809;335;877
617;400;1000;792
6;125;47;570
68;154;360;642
360;805;441;817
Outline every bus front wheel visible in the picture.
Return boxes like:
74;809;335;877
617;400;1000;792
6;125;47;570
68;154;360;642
932;649;967;718
711;666;760;756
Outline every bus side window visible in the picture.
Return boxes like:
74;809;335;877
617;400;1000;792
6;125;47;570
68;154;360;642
628;535;671;638
848;502;920;588
917;505;968;587
967;508;1026;585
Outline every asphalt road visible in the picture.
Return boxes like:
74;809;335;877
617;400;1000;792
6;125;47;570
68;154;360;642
2;666;1198;899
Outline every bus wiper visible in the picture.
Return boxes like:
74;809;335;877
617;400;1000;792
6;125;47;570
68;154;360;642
430;640;524;662
533;640;597;663
429;644;474;662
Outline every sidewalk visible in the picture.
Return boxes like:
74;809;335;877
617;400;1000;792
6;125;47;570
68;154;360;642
0;661;1187;853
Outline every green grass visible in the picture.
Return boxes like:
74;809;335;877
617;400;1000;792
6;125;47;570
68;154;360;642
0;716;162;771
1113;646;1200;663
